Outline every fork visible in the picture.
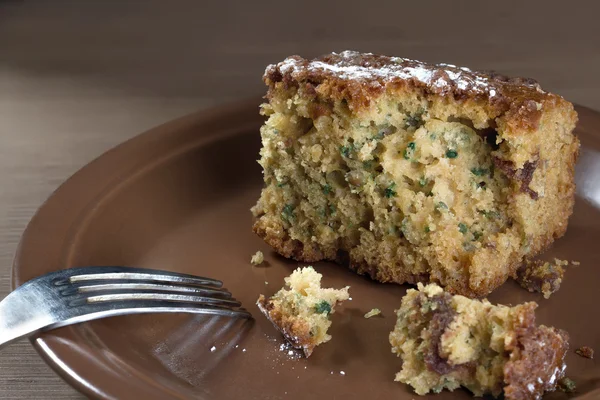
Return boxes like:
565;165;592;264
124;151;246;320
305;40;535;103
0;266;251;349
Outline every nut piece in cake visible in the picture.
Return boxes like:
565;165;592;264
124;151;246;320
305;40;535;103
515;258;568;299
389;283;569;399
257;266;349;357
252;51;579;297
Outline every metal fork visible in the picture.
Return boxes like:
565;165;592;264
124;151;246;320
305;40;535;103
0;266;251;349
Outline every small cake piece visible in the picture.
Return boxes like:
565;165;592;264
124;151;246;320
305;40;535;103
515;259;568;299
250;250;264;265
389;283;569;399
252;51;579;297
257;266;349;357
575;346;594;359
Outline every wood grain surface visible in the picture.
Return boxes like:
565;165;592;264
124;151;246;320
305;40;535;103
0;1;598;398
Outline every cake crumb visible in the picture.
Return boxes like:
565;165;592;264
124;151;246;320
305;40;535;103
257;266;350;357
575;346;594;359
364;308;382;318
210;346;216;352
571;260;580;266
515;259;567;299
558;377;576;393
251;251;264;265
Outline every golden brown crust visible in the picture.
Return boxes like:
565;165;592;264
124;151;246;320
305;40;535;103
264;51;569;132
503;304;569;399
255;219;534;298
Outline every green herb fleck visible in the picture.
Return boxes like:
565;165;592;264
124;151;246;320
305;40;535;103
458;223;468;234
558;377;576;393
472;231;482;240
479;210;500;220
322;184;332;195
329;204;336;214
419;176;428;187
403;142;416;160
435;201;448;211
424;226;431;233
272;129;280;135
281;204;295;222
277;181;287;188
340;144;354;158
446;149;458;159
470;167;488;176
362;160;373;170
384;183;397;198
315;301;332;315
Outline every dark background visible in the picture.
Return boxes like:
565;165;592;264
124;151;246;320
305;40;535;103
0;1;598;397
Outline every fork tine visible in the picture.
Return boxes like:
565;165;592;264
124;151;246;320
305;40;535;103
67;270;222;288
72;283;232;298
82;292;243;308
65;266;223;284
62;302;253;323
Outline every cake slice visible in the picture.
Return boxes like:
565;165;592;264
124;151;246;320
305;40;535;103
389;283;569;398
251;51;579;297
257;266;349;357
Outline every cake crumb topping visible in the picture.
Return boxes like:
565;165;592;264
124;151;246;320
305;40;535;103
272;50;544;99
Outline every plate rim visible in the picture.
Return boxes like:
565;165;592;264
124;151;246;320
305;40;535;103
11;101;600;399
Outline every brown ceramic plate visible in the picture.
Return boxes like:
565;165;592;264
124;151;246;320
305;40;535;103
12;99;600;399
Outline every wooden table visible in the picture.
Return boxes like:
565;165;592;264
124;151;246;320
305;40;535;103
1;1;598;398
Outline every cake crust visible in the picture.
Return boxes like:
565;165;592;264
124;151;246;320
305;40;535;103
264;51;572;132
